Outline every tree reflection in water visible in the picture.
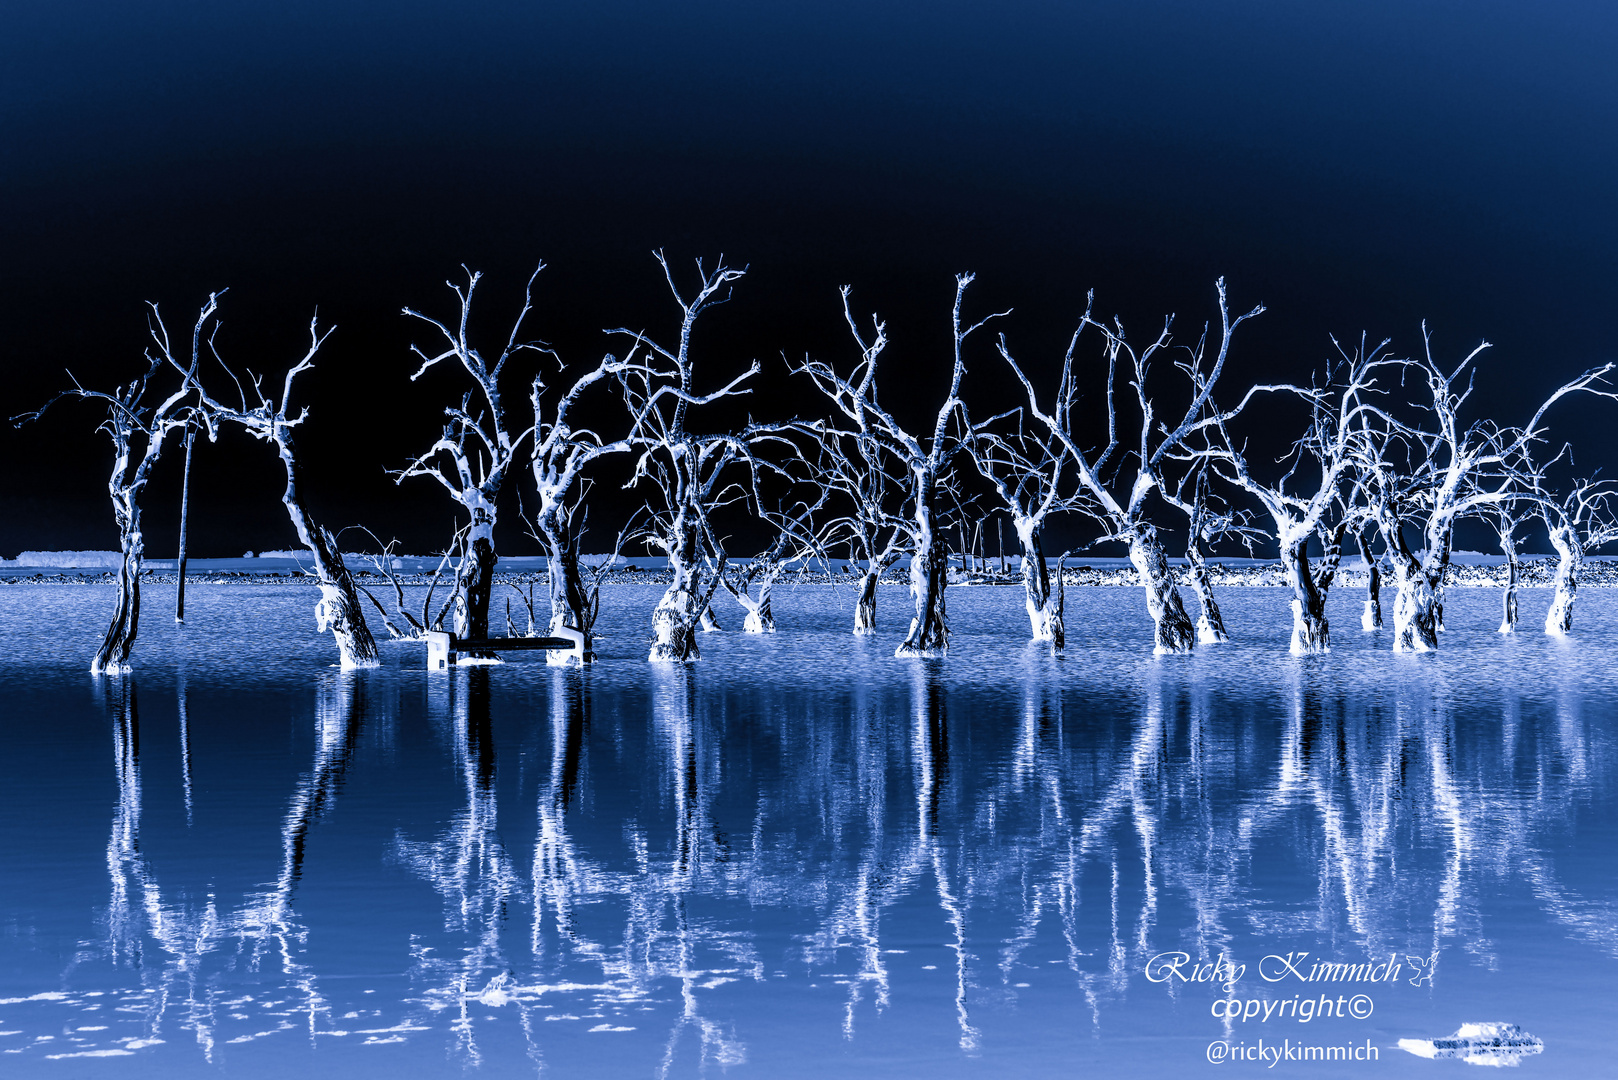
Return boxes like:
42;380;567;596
47;637;1617;1072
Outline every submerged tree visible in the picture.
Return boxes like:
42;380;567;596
15;301;205;673
1354;328;1614;652
810;407;911;636
1350;514;1386;631
526;347;643;663
1476;499;1532;634
176;302;381;668
798;275;1004;657
401;266;548;645
1206;336;1388;654
719;486;827;634
1158;465;1260;644
999;280;1266;654
965;410;1085;646
1535;479;1618;637
613;253;772;662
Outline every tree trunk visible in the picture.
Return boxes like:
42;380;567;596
1432;547;1451;634
1015;521;1064;647
454;493;498;645
650;509;707;662
1356;532;1383;631
897;479;948;657
93;495;142;675
1497;531;1519;634
176;424;194;624
275;432;380;669
852;557;890;635
1389;563;1441;653
744;580;774;633
535;506;596;664
1128;527;1195;655
699;605;723;632
1280;537;1329;655
1185;538;1228;644
1544;525;1581;636
720;566;779;633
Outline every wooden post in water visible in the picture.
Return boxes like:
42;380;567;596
176;422;195;623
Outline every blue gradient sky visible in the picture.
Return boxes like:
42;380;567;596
4;1;1616;553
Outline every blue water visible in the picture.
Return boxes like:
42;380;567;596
1;582;1614;1077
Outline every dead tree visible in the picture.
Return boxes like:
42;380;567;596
796;275;1005;657
400;265;549;645
1535;479;1618;637
813;420;912;635
611;253;772;662
351;529;460;640
1353;328;1615;652
174;301;380;668
1349;503;1386;631
965;416;1087;646
1205;336;1388;654
1159;465;1262;644
998;280;1266;654
719;485;828;633
1476;499;1533;634
528;345;644;662
14;301;204;673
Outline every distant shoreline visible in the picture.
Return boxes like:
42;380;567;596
1;558;1610;588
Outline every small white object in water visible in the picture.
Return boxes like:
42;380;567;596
475;972;513;1007
1398;1022;1543;1066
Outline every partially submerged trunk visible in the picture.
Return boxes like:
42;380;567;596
1128;526;1195;655
276;434;380;669
454;491;498;643
1497;530;1519;634
649;510;720;662
93;493;142;675
1184;537;1228;645
536;507;597;665
1280;537;1330;655
1356;531;1383;631
721;566;780;634
1389;560;1441;653
1544;524;1581;636
699;605;723;632
1015;521;1064;648
897;478;948;657
1431;548;1451;634
852;552;898;635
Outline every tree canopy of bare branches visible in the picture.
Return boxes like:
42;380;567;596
401;265;550;647
612;253;776;662
173;297;381;668
999;280;1266;654
797;274;1005;657
14;301;205;672
1352;327;1615;652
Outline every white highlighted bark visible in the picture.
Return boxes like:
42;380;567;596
1356;326;1616;654
997;278;1266;653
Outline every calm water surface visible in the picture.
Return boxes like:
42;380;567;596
1;582;1615;1077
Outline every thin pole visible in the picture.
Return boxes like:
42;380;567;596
998;517;1006;574
176;423;195;623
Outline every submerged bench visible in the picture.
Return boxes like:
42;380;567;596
425;627;585;669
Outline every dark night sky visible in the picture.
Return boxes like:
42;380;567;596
4;1;1616;557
